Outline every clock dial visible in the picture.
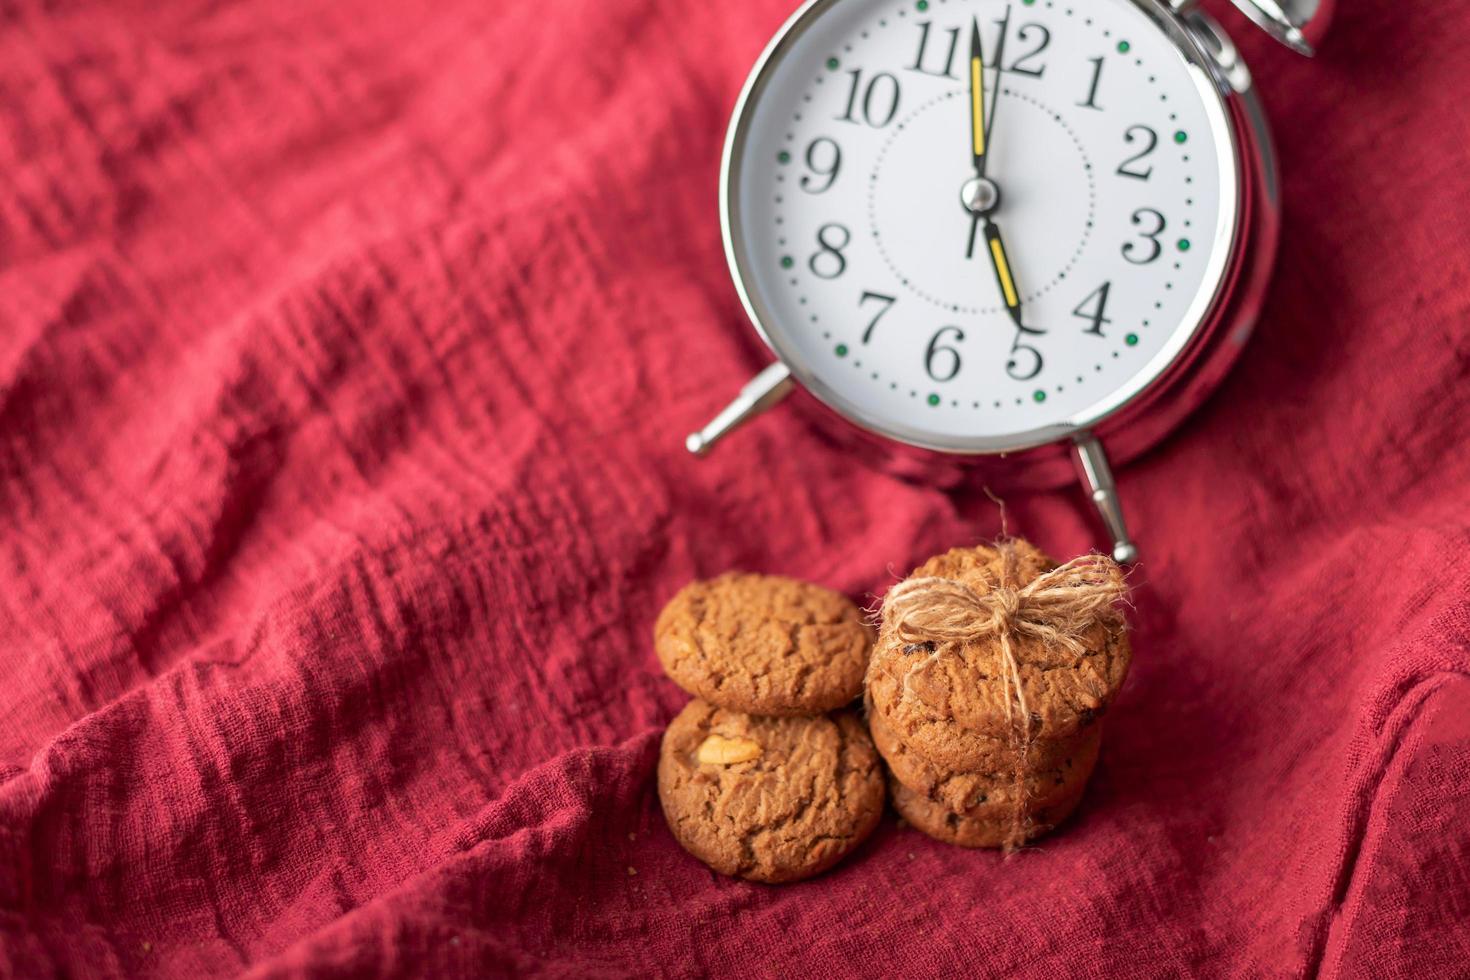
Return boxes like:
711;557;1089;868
725;0;1240;452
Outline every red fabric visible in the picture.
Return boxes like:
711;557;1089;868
0;0;1467;975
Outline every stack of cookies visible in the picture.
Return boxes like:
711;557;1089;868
865;541;1130;850
654;573;884;883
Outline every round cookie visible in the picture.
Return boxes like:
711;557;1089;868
655;573;873;716
891;776;1087;849
657;700;885;883
868;705;1101;817
867;658;1030;772
867;543;1129;770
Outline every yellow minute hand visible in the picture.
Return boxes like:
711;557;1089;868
969;19;986;171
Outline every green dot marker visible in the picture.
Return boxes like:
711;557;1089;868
1126;333;1140;347
826;57;840;70
778;151;791;164
1174;130;1188;144
916;0;929;10
781;256;794;269
835;343;849;357
1117;40;1131;53
1177;238;1192;252
927;393;940;406
1022;0;1035;5
1033;390;1047;403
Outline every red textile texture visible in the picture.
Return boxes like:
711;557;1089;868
0;0;1467;975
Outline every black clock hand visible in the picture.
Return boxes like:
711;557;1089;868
984;4;1012;173
966;210;983;260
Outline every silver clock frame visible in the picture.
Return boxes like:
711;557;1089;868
689;0;1310;562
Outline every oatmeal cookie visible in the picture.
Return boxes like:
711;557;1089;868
657;700;885;883
868;706;1100;817
891;775;1086;849
655;573;872;715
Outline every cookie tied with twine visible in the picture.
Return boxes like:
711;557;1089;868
866;540;1132;851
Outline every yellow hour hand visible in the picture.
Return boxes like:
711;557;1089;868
984;220;1034;332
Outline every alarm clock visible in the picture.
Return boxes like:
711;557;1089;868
686;0;1331;562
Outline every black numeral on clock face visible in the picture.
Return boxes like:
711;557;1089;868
800;138;842;194
909;21;961;77
837;70;901;128
1077;57;1104;110
1007;24;1050;77
1073;282;1114;336
1007;340;1043;381
1117;125;1158;180
925;326;965;382
859;291;896;344
1123;209;1166;265
809;223;851;279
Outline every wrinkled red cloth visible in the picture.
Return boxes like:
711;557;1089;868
0;0;1467;976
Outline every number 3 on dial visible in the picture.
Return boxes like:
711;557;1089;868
1124;208;1167;265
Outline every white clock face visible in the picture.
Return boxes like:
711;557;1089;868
725;0;1240;453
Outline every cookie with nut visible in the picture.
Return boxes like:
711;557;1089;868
657;700;884;884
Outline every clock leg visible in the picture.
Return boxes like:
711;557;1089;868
686;362;794;457
1073;433;1139;564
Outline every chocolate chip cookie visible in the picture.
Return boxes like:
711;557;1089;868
657;700;885;883
655;573;873;716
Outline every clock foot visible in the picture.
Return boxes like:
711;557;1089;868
685;362;794;457
1073;433;1139;564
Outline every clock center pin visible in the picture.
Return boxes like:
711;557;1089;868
960;176;1001;216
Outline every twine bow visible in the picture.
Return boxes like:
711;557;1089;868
879;543;1128;850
